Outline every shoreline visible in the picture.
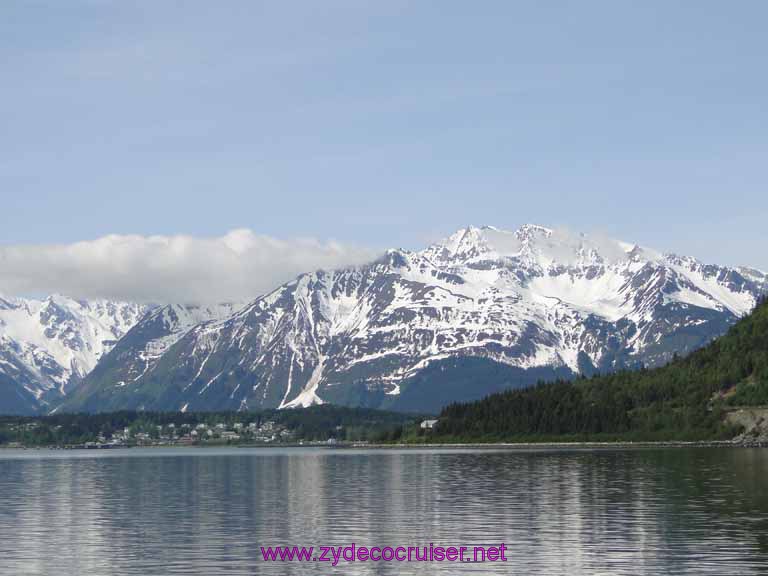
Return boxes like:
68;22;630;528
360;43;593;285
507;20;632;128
361;440;768;449
2;439;766;451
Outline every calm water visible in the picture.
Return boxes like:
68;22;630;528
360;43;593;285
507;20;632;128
0;447;767;575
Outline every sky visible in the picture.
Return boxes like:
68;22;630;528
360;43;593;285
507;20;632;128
1;1;767;301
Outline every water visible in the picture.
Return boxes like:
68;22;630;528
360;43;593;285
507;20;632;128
0;446;766;575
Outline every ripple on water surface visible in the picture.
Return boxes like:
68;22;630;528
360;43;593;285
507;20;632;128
0;447;767;575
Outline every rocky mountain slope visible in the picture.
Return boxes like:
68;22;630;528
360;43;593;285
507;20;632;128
433;296;768;441
61;302;241;412
0;296;148;413
60;225;768;414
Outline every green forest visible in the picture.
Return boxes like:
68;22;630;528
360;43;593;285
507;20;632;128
433;297;768;442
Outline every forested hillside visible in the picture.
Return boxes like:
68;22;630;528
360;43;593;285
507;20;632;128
434;298;768;441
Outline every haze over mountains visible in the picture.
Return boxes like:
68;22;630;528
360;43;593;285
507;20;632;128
2;225;766;415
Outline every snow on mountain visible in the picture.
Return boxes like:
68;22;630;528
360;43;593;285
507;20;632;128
0;295;149;411
64;302;244;408
61;224;768;414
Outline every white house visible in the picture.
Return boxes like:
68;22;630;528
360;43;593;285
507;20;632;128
420;419;438;430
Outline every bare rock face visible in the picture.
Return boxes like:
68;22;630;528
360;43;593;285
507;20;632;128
727;408;768;445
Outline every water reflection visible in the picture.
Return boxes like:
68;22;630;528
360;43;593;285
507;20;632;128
0;447;766;575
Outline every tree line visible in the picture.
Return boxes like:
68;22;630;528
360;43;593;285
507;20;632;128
0;405;422;446
433;297;768;442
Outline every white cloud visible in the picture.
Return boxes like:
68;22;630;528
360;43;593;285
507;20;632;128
0;230;381;304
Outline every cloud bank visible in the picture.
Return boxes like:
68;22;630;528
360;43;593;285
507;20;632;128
0;230;381;304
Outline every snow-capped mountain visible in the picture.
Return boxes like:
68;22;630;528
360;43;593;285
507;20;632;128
63;302;243;412
61;225;768;414
0;295;149;413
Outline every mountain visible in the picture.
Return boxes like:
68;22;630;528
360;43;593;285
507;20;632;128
60;224;768;414
433;296;768;441
0;295;149;414
63;302;242;412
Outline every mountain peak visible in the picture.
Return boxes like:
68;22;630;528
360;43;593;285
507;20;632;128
514;223;553;242
423;224;566;264
421;225;493;263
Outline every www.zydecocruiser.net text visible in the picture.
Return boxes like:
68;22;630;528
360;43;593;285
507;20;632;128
260;543;509;566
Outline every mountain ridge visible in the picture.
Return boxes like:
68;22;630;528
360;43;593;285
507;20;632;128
0;295;149;413
432;296;768;441
56;224;768;414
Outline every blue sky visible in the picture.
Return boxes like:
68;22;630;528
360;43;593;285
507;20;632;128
1;1;767;272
